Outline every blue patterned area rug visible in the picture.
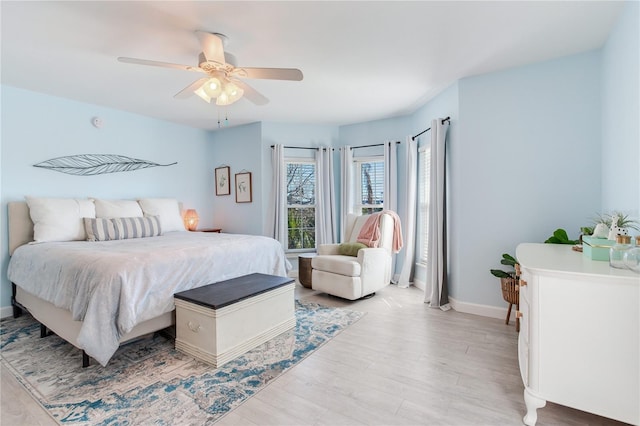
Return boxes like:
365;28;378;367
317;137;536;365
0;300;364;425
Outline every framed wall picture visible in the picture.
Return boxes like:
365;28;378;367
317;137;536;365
235;172;252;203
215;166;230;196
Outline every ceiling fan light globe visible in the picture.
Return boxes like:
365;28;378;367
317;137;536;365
202;78;222;98
216;91;230;106
223;82;244;103
193;86;212;103
224;81;239;96
230;87;244;102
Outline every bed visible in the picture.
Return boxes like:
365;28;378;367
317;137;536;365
7;198;289;367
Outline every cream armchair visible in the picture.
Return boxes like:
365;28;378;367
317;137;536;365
311;212;395;300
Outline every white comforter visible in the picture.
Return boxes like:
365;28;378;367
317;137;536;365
7;231;289;366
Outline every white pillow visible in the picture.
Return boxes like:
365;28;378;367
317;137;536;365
25;197;96;243
137;198;185;232
93;199;143;218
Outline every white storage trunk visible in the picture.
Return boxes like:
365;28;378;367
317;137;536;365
174;273;295;367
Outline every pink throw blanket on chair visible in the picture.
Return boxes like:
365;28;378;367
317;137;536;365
356;210;403;253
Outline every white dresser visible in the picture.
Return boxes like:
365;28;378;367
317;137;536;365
516;243;639;426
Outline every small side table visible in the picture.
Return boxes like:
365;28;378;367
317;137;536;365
194;228;222;233
298;253;316;289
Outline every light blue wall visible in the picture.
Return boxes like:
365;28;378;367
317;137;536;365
2;5;637;314
208;122;338;238
601;1;639;218
1;86;213;309
209;122;264;235
457;50;603;306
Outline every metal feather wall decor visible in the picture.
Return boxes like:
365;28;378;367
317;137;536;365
33;154;177;176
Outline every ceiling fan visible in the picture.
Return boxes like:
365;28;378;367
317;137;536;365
118;31;303;106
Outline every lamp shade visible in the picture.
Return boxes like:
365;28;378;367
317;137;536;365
183;209;199;231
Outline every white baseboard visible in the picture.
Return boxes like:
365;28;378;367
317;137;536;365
414;277;514;322
448;297;515;322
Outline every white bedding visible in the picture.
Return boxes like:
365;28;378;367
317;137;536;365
7;231;289;366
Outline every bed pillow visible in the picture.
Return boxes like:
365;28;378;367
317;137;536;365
137;198;185;232
84;216;162;241
25;196;96;243
93;199;143;218
338;242;368;256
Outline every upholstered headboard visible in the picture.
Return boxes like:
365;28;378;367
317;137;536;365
7;199;186;255
8;201;34;255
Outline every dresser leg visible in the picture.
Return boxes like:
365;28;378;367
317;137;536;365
523;388;546;426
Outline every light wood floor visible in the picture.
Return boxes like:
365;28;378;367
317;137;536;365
1;284;625;425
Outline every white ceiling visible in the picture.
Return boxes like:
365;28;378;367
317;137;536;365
1;1;624;131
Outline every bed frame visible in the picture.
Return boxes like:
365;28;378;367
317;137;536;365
8;201;174;367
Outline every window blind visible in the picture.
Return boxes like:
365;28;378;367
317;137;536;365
418;146;431;264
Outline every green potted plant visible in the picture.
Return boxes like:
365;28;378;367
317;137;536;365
544;228;579;245
490;253;517;279
490;253;519;328
607;211;640;235
590;211;639;239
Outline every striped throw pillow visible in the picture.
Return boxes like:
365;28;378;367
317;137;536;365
84;216;162;242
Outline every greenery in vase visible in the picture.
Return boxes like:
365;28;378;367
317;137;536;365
591;211;640;231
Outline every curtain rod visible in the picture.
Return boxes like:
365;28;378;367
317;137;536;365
350;141;401;150
269;145;332;150
411;116;451;141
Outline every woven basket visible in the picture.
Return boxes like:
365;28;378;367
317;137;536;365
500;276;519;305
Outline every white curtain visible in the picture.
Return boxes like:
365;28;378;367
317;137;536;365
384;141;399;282
316;148;337;245
268;144;287;247
384;141;398;212
398;136;417;288
425;119;451;309
340;146;354;242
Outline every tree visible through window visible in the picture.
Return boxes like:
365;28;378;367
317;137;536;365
355;158;384;214
286;161;316;250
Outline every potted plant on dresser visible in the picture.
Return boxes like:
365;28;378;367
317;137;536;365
490;253;520;331
582;212;640;261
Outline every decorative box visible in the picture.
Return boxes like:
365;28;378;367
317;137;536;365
582;236;616;261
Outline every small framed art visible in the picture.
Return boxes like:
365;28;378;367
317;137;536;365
215;166;230;196
235;172;252;203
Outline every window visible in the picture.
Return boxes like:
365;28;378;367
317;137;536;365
354;157;384;214
286;160;316;251
417;145;431;264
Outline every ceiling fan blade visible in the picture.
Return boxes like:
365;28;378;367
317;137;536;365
118;57;204;73
174;77;210;99
233;80;269;106
195;31;226;65
239;67;303;81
